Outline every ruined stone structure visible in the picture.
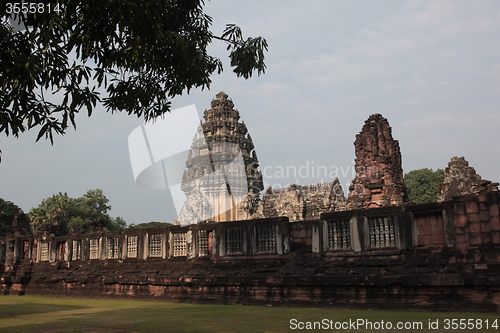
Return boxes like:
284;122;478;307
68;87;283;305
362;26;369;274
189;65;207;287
348;113;408;209
179;92;351;225
239;180;347;222
177;92;264;225
1;105;499;312
238;113;410;221
438;156;499;202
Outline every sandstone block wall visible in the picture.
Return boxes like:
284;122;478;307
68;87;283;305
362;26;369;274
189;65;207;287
452;193;500;250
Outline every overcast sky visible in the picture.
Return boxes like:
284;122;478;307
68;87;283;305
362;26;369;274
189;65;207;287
1;1;499;225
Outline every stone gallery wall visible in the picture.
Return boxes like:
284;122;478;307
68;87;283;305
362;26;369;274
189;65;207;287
1;192;500;312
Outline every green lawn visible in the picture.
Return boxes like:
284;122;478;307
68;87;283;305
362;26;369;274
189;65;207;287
0;295;498;332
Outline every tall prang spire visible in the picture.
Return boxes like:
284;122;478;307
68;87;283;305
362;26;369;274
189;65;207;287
177;92;263;225
348;113;408;209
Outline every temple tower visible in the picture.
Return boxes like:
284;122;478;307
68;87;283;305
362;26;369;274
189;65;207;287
438;156;499;202
177;92;263;225
348;113;408;209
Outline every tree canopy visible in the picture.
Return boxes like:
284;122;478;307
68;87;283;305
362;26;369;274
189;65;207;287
29;189;126;235
404;168;445;204
0;197;21;236
0;0;268;152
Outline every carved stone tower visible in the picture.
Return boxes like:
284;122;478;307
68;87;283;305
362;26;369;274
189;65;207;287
177;92;264;225
438;156;499;202
348;113;408;209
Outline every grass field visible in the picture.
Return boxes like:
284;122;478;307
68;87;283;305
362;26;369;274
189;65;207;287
0;295;498;332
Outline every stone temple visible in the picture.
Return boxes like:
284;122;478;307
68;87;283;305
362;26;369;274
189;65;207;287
178;92;353;224
177;92;263;225
2;92;500;312
178;95;411;223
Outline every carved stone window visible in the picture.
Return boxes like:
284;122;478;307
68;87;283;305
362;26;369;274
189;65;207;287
369;216;395;248
107;237;119;259
327;220;351;249
40;242;49;261
72;240;82;260
148;233;162;257
127;235;138;258
256;225;276;253
173;232;187;257
225;227;244;254
197;230;209;256
89;238;100;259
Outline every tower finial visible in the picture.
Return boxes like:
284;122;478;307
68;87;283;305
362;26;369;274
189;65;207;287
216;91;228;100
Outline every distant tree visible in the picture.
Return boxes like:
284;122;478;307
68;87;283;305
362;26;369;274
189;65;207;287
404;168;445;204
111;216;127;231
29;189;126;234
0;198;22;236
71;189;111;223
0;1;267;149
128;221;173;229
29;192;73;234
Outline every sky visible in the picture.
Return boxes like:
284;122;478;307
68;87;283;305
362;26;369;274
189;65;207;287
1;0;500;225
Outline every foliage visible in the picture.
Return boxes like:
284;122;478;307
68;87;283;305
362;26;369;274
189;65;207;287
404;168;445;204
0;1;267;147
128;221;173;229
111;216;127;230
29;189;125;235
0;197;21;236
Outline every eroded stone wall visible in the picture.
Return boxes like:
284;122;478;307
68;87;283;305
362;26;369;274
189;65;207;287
2;192;500;312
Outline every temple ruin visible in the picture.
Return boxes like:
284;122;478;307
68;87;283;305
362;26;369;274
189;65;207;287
177;92;263;225
348;113;408;209
178;92;351;224
1;94;499;312
438;156;499;202
239;180;347;222
178;95;412;223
